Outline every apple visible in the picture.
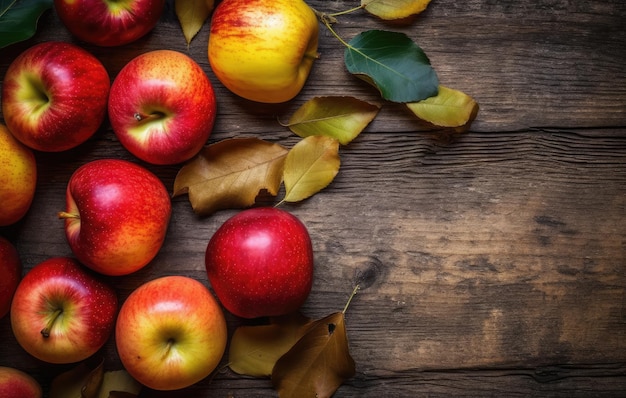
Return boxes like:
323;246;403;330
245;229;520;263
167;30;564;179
54;0;165;47
58;159;171;276
205;207;314;318
208;0;319;103
108;50;217;165
1;41;110;152
0;237;21;319
0;366;42;398
0;124;36;226
115;275;227;391
10;257;117;364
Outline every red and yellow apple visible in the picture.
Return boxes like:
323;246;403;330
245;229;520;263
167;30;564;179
10;257;118;364
205;207;314;318
108;50;216;165
208;0;319;103
0;124;36;226
0;366;42;398
0;237;22;319
58;159;171;276
115;276;227;391
54;0;165;47
1;41;110;152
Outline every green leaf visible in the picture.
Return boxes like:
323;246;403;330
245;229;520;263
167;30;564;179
406;85;479;130
0;0;53;49
282;135;340;204
344;29;439;103
285;96;380;145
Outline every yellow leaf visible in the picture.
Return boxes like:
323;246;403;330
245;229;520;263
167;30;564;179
362;0;431;20
282;136;340;204
229;312;313;377
285;96;380;145
50;359;141;398
173;138;288;216
271;312;356;398
175;0;215;45
406;85;479;130
99;370;142;398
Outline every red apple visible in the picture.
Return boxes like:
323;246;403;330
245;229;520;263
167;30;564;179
0;366;42;398
54;0;165;47
205;207;314;318
115;276;227;391
0;237;21;319
108;50;217;165
1;41;110;152
10;257;118;364
58;159;171;276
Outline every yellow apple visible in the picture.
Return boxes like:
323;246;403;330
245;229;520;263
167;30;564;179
208;0;319;103
115;276;227;390
0;124;36;226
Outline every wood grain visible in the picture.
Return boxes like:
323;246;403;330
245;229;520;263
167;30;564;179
1;0;625;396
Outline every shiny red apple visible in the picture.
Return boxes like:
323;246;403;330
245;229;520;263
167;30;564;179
108;50;217;165
0;236;21;319
58;159;171;276
10;257;118;364
54;0;165;47
1;41;110;152
0;366;42;398
205;207;314;318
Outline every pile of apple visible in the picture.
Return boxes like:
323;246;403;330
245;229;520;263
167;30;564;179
0;0;320;395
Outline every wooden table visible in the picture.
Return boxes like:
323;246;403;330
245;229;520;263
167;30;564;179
1;0;625;396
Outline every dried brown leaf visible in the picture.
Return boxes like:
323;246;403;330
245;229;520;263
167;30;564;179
50;359;141;398
271;312;355;398
173;138;288;216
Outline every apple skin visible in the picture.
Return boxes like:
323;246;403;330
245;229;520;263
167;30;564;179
59;159;171;276
108;50;217;165
0;366;42;398
208;0;319;103
54;0;165;47
0;124;37;226
0;237;22;319
115;275;227;391
10;257;118;364
205;207;314;319
1;41;110;152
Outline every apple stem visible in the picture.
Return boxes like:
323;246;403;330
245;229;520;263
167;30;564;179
162;338;175;359
58;211;79;220
134;112;165;123
40;308;63;338
342;284;360;314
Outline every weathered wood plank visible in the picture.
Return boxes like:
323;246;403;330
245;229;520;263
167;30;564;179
1;0;625;396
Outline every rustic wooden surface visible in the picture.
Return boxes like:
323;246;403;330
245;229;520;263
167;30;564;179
1;0;626;396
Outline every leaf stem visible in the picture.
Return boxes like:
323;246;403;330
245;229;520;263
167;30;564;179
312;8;352;50
327;4;366;18
342;284;360;314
